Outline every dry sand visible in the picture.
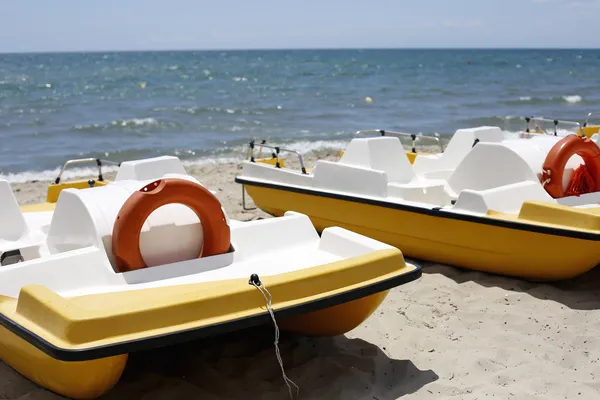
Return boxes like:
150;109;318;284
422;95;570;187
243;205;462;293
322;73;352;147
4;154;600;400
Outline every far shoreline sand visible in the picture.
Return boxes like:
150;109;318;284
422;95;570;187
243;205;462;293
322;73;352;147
4;154;600;399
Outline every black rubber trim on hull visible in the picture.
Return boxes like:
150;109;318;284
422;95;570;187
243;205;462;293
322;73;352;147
0;265;421;362
235;177;600;241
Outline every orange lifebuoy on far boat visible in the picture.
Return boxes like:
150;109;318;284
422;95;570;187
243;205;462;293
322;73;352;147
112;178;231;272
541;135;600;198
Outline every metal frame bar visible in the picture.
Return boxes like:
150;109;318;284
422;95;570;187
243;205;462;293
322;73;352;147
54;158;121;184
247;140;307;174
584;112;600;127
241;184;257;211
523;116;581;136
354;129;444;153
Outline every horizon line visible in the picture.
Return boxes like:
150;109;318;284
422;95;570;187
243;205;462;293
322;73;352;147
1;46;599;55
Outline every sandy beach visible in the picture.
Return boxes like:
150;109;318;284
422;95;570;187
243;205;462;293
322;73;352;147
4;154;600;400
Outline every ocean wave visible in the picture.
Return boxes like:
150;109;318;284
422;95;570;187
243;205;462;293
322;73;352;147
111;117;159;127
167;106;283;116
504;95;583;106
1;139;351;183
562;95;582;104
0;165;120;184
74;117;177;132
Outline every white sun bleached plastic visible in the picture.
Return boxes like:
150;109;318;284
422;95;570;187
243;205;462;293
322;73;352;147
238;126;600;217
339;137;416;183
0;181;49;260
0;156;405;300
452;181;556;215
114;155;188;181
312;160;389;197
446;143;540;195
0;180;28;242
412;126;504;177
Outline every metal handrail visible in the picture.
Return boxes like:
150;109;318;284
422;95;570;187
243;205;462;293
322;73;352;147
523;116;581;136
354;129;444;153
246;140;307;174
54;158;121;184
584;112;600;127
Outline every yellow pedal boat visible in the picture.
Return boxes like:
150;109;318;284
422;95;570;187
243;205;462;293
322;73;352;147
236;128;600;281
335;114;600;166
0;155;420;399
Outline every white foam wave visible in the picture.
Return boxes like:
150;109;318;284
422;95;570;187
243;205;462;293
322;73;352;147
74;117;162;131
282;139;349;153
111;117;159;127
519;96;532;101
1;139;350;183
562;95;582;104
1;165;120;184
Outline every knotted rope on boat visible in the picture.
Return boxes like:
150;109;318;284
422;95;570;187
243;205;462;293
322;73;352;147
249;274;299;399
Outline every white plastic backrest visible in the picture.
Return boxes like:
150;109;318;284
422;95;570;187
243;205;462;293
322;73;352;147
339;138;370;168
240;161;314;187
47;184;130;255
0;180;27;241
500;138;553;172
473;126;504;143
438;128;476;166
312;160;388;197
413;126;504;175
230;211;319;260
340;137;415;183
452;181;556;215
448;143;539;194
505;135;585;190
47;175;218;269
115;156;187;181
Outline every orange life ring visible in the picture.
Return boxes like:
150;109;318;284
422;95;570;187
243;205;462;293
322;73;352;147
112;178;231;272
541;135;600;198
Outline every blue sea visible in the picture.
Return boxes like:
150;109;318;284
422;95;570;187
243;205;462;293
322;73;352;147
1;49;599;182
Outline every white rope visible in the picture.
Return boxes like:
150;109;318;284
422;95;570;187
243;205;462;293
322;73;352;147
251;281;300;399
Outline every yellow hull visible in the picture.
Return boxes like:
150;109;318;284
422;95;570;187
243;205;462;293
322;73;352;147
243;184;600;281
0;237;417;398
0;324;127;399
280;290;389;336
46;179;109;203
0;291;389;399
579;125;600;138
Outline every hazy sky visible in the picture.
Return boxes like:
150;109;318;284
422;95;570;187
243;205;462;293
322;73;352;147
1;0;599;53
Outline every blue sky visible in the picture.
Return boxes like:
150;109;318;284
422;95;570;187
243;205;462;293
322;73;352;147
1;0;599;52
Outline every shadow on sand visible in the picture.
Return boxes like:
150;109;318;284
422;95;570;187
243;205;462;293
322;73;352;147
414;258;600;311
100;326;438;400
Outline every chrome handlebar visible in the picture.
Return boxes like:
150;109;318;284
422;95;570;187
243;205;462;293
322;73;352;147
354;129;444;153
54;158;121;184
247;140;307;174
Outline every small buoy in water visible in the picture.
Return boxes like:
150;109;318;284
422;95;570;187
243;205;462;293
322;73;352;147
364;96;373;103
468;60;471;65
139;82;147;89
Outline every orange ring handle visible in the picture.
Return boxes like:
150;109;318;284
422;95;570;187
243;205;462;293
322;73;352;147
112;178;231;272
541;135;600;198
